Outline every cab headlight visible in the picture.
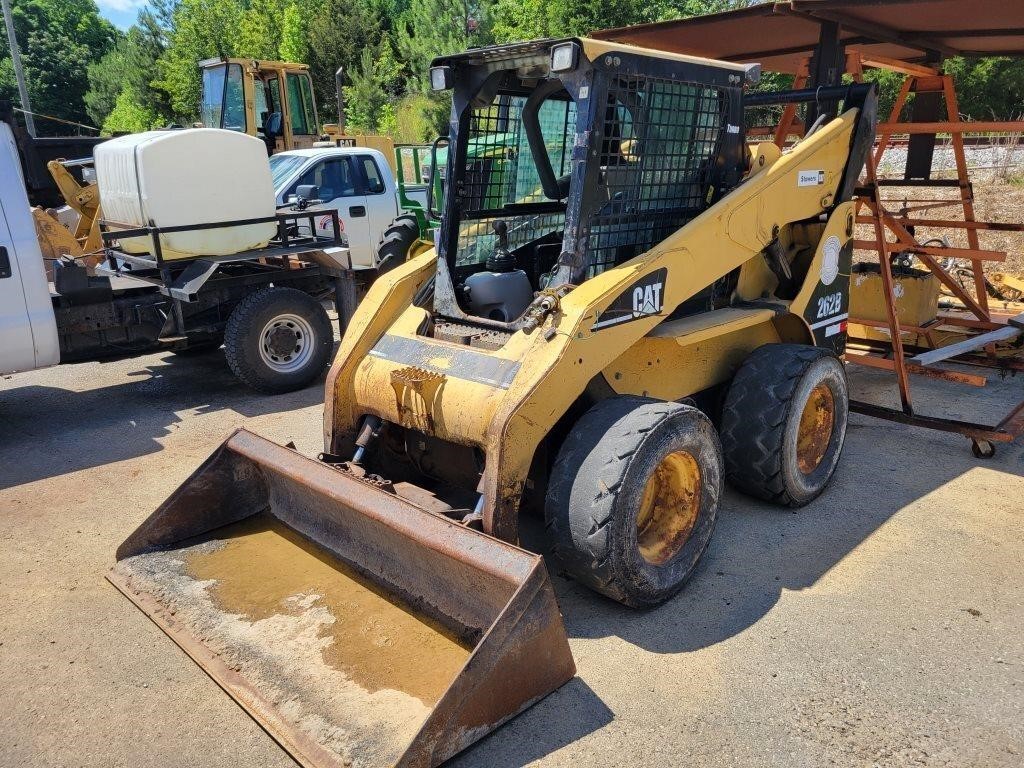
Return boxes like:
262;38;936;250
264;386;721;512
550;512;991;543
430;66;453;91
550;42;580;73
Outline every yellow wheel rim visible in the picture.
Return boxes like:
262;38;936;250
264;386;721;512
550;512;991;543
796;383;835;475
636;450;701;566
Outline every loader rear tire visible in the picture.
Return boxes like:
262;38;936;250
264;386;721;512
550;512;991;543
375;214;421;275
223;287;333;394
546;396;722;608
720;344;848;507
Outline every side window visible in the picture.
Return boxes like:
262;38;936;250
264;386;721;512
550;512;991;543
254;82;270;135
299;75;318;135
267;77;281;114
360;156;386;195
291;157;358;200
286;73;316;136
222;64;246;131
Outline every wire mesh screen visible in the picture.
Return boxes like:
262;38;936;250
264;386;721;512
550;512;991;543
456;94;576;265
585;77;728;278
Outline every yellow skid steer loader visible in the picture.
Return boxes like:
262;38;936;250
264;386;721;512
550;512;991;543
109;38;876;768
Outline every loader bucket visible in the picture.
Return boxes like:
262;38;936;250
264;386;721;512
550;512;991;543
107;429;575;768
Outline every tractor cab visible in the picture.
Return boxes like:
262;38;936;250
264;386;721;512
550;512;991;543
198;58;320;153
425;38;751;328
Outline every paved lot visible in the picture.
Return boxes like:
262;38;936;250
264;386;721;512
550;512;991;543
1;342;1021;767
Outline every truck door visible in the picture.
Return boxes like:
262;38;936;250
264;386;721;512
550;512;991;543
0;200;36;373
0;124;60;374
356;154;399;255
290;156;373;267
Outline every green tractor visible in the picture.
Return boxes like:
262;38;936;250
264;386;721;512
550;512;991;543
377;100;554;271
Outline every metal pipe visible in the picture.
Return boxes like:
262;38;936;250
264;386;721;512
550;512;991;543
334;66;345;132
1;0;34;137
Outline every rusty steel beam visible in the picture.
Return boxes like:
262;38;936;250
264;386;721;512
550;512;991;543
851;240;1008;263
845;352;988;387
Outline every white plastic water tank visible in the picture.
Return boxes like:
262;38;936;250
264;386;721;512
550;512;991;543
94;129;277;260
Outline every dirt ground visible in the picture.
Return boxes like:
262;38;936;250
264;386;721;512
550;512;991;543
1;340;1022;768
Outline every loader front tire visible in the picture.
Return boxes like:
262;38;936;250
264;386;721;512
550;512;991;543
223;287;333;394
375;214;421;275
546;397;722;608
720;344;848;507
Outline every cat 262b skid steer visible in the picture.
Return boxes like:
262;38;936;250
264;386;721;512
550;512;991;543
109;37;876;768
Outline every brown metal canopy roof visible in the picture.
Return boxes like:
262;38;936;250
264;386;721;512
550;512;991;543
592;1;1024;74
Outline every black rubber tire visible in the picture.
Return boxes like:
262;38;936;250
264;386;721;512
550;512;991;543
223;287;333;394
545;396;723;608
720;343;848;507
375;214;421;275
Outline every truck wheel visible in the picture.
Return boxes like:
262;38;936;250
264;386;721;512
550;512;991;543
223;287;333;394
545;396;722;608
720;344;848;507
375;214;421;274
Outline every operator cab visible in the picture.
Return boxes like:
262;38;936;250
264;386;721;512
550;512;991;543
199;58;320;154
425;38;752;336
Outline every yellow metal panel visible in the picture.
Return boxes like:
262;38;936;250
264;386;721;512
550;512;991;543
605;310;780;400
580;37;748;72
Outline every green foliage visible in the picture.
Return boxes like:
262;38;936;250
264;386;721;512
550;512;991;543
236;0;286;60
10;0;1023;156
376;93;448;142
279;1;309;63
343;36;405;132
153;0;241;116
491;0;734;43
945;57;1024;121
0;0;116;135
101;88;162;133
304;0;387;116
396;0;492;89
86;18;170;127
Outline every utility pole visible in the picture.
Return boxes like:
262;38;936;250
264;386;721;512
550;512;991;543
1;0;35;137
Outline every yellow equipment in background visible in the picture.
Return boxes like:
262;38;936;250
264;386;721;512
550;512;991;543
110;38;878;768
31;160;103;275
199;57;395;166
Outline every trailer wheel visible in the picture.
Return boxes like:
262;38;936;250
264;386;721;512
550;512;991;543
545;396;722;608
223;287;333;394
375;214;421;275
720;344;848;507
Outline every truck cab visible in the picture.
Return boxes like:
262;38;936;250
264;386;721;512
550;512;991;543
0;122;60;375
199;58;321;153
270;147;426;268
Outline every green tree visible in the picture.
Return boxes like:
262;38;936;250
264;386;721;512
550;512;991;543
155;0;242;116
304;0;388;118
945;57;1024;121
85;14;171;128
343;35;404;132
0;0;116;135
236;0;285;60
396;0;492;89
279;1;309;63
101;88;162;133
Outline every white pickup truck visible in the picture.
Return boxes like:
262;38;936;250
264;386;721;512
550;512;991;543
0;122;358;393
269;147;427;268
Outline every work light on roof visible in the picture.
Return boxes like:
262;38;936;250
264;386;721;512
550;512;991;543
430;66;453;91
550;42;580;73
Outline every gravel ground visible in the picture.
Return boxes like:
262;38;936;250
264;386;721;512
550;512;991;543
860;144;1024;276
877;145;1024;184
1;342;1022;768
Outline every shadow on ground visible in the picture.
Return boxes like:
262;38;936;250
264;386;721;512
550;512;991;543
454;367;1024;765
0;347;332;490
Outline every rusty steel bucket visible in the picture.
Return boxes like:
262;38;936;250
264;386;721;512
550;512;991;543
107;428;575;768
